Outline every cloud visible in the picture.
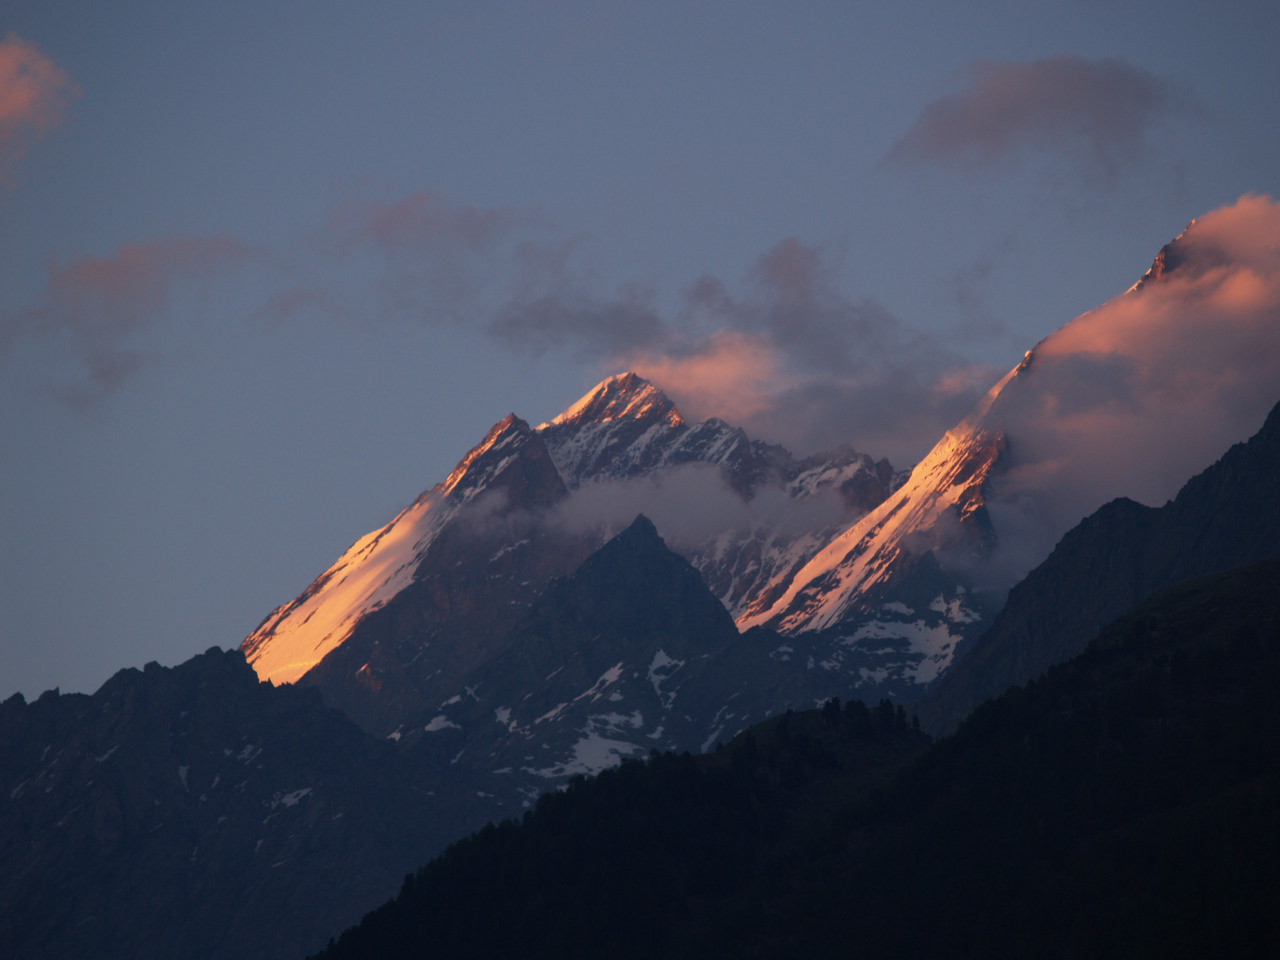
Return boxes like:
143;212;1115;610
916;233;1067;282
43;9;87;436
981;194;1280;567
886;56;1201;183
488;234;1000;463
620;239;1000;464
6;236;254;404
313;191;539;325
0;33;77;182
627;330;786;426
487;240;671;358
547;461;855;551
298;194;998;464
724;361;999;468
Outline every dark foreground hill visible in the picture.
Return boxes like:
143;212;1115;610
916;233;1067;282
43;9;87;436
313;558;1280;960
918;398;1280;733
0;650;458;960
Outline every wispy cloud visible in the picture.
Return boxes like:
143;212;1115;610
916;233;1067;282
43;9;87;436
311;190;539;325
0;33;77;183
886;56;1201;184
298;193;1001;463
6;237;254;405
621;239;1000;463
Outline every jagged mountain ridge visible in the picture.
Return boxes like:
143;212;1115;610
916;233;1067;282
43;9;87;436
242;373;902;736
242;413;573;687
536;373;903;620
244;210;1280;757
735;365;1017;680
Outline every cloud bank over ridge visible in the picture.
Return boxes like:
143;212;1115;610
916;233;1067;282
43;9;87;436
979;193;1280;574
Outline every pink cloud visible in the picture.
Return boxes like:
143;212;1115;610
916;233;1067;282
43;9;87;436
0;33;77;181
612;240;998;463
625;330;788;426
984;194;1280;552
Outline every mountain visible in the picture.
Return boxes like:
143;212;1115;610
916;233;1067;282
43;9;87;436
0;649;459;960
390;515;908;827
241;413;577;688
245;206;1280;737
740;213;1280;682
918;396;1280;732
309;557;1280;960
537;372;903;620
734;362;1017;680
242;373;899;736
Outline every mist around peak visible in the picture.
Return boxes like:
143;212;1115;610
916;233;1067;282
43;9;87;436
969;194;1280;585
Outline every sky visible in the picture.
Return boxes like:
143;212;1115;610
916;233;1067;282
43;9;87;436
2;0;1279;699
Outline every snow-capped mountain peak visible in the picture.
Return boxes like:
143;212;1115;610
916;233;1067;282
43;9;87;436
540;372;685;430
242;412;567;686
441;413;545;500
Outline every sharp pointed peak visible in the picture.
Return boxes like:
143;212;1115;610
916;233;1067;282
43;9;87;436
539;372;685;429
442;413;535;495
620;512;660;540
1129;219;1199;292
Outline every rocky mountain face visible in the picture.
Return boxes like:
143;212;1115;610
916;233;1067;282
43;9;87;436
392;516;897;827
732;361;1024;691
0;649;461;960
239;212;1280;779
918;397;1280;732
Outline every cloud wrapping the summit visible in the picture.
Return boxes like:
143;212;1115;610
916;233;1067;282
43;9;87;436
0;33;77;181
887;56;1199;182
985;194;1280;563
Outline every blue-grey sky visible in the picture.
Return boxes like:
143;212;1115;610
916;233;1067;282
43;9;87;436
3;0;1278;698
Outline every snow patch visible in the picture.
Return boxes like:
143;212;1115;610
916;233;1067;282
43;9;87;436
490;539;530;562
647;649;685;708
274;787;313;808
844;617;964;684
243;491;458;685
524;731;643;779
930;594;981;623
